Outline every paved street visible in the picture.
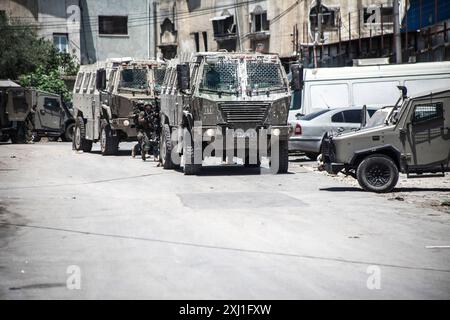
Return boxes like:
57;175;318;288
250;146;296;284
0;142;449;299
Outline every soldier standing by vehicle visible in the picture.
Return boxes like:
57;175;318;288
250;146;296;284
132;102;161;161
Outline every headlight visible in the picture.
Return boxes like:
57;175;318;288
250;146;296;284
123;120;130;127
272;128;281;136
205;129;215;137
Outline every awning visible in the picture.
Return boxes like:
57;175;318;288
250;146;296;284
0;80;21;88
210;15;232;21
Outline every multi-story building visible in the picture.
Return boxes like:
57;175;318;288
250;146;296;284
2;0;448;66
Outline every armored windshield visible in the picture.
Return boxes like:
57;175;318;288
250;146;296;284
154;67;166;92
365;108;391;128
199;62;239;93
247;62;285;90
119;69;149;90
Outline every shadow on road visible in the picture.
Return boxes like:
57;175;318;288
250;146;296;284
320;187;450;193
176;165;295;177
90;150;132;157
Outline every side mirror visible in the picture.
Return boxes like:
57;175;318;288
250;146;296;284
361;105;368;127
177;64;190;91
96;69;106;91
290;64;303;92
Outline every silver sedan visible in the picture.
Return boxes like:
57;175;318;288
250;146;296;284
289;107;378;160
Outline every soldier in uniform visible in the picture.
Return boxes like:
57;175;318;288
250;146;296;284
132;102;161;161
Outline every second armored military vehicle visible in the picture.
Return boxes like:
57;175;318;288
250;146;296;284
159;52;297;175
0;80;74;143
72;58;166;155
322;87;450;193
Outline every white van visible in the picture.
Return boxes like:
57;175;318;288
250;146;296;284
289;61;450;120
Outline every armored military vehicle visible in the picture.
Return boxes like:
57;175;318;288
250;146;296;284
0;80;73;143
322;88;450;193
159;52;297;175
72;58;166;155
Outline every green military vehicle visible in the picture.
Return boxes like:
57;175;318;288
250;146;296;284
72;58;166;155
322;88;450;193
0;80;74;143
159;52;297;175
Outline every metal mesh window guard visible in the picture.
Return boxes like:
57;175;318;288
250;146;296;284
247;62;284;90
200;62;238;92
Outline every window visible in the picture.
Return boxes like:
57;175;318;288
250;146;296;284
247;62;284;90
310;5;337;30
83;73;91;92
299;109;330;121
194;32;200;52
343;110;362;123
331;112;344;123
413;103;444;123
99;16;128;35
202;32;208;51
120;69;148;90
381;7;394;24
212;16;236;37
53;33;68;53
0;10;6;21
253;12;269;32
310;84;349;110
363;7;393;25
75;72;84;91
44;98;60;111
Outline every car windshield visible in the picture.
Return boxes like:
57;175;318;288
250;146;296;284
247;62;285;91
299;109;330;121
199;62;239;93
365;109;391;128
120;69;148;90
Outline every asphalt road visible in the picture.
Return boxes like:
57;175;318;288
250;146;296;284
0;142;449;299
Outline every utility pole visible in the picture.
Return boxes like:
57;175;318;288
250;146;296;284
313;0;323;68
394;0;402;63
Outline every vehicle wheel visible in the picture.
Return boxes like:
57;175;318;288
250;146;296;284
271;139;289;174
31;133;41;143
305;152;319;161
183;128;201;176
160;124;175;169
100;122;119;156
62;122;75;142
74;117;92;152
0;134;10;143
356;154;399;193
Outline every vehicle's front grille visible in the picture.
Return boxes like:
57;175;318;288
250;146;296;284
219;103;269;124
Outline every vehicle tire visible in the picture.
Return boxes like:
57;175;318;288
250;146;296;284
100;122;119;156
62;122;75;142
271;139;289;174
0;134;10;143
160;124;175;169
305;152;319;161
356;154;399;193
183;127;201;176
31;133;41;143
74;117;92;152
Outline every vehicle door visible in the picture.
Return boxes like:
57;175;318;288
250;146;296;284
402;97;449;167
35;94;63;131
330;109;364;134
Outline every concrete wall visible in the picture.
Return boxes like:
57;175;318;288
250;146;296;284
37;0;82;62
79;0;154;64
0;0;39;24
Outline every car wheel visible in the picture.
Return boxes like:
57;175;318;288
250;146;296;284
100;122;119;156
357;154;399;193
63;122;75;142
160;124;175;169
74;117;92;152
31;133;41;143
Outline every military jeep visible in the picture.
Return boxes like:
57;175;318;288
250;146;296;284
159;52;296;175
72;58;166;155
0;80;73;143
322;88;450;193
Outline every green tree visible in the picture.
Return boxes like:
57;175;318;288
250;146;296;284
0;14;79;103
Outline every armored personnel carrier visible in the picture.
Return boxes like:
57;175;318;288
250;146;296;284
322;88;450;193
72;58;166;155
0;80;73;143
159;52;297;175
